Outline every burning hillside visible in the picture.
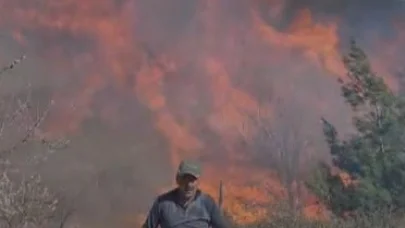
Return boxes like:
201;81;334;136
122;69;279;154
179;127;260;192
0;0;404;226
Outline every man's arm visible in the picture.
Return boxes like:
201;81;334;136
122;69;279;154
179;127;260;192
205;195;228;228
142;199;161;228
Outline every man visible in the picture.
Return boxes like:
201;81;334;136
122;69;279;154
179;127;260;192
142;159;228;228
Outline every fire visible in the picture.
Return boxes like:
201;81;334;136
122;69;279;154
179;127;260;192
253;8;345;77
0;0;402;226
200;164;285;224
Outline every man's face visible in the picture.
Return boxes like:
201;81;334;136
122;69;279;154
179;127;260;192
176;174;199;199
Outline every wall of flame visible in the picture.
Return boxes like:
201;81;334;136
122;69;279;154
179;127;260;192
0;0;403;226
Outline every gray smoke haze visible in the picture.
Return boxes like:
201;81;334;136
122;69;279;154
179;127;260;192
282;0;405;17
257;0;405;41
0;0;403;227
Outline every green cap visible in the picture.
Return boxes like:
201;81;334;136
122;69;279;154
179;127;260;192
177;159;202;178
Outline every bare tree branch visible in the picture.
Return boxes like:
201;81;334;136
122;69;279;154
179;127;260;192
240;99;315;212
0;55;26;78
0;57;74;228
0;172;58;228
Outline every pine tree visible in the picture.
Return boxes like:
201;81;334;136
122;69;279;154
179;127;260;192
307;40;405;216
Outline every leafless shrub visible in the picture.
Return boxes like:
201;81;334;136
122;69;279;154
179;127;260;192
240;98;320;212
0;57;72;228
0;172;58;228
0;55;70;161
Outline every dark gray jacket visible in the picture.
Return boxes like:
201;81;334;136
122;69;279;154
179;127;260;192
142;189;228;228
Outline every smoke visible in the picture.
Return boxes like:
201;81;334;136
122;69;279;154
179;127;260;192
258;0;405;42
283;0;405;16
0;0;403;226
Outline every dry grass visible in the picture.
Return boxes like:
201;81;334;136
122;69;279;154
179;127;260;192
231;201;404;228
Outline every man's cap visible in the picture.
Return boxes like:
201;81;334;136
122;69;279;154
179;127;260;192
177;159;202;178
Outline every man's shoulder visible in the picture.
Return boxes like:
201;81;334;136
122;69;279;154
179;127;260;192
198;191;216;203
196;190;218;210
155;189;178;204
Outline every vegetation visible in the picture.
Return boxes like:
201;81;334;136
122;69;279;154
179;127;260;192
0;57;72;228
233;40;405;228
307;40;405;216
237;201;403;228
1;41;403;227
